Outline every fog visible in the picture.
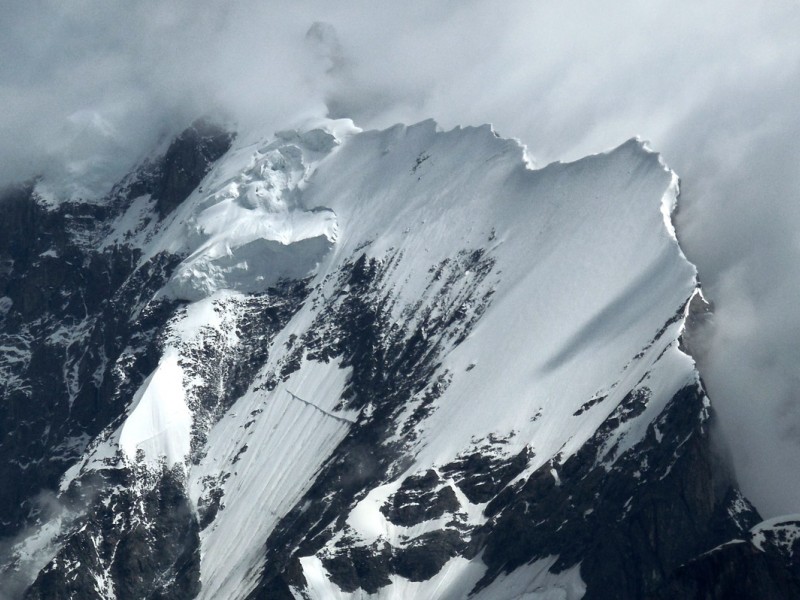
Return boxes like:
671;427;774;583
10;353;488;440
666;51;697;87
2;0;799;516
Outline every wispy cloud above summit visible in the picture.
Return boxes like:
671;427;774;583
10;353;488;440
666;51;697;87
2;0;799;516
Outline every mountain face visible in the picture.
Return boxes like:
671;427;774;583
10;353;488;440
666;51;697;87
0;117;798;600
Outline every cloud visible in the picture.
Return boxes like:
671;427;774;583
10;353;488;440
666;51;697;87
0;1;328;195
1;0;800;515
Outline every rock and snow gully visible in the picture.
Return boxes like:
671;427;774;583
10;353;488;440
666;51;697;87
0;117;798;599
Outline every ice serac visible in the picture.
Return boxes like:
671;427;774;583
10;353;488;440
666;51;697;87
154;125;346;302
2;118;795;599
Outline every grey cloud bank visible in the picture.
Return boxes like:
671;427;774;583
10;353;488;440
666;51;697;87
2;0;799;516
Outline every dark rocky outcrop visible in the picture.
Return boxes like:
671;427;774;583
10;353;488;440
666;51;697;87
380;470;460;526
472;385;737;598
441;445;530;504
0;180;175;538
24;468;200;600
657;540;800;599
129;119;234;219
0;122;232;596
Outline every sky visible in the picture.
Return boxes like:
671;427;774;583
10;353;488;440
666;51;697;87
1;0;800;516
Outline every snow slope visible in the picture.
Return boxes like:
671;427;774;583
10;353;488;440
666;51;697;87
118;351;191;465
303;121;697;470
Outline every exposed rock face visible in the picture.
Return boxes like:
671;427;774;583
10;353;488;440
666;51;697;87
380;470;461;527
1;118;797;600
25;467;200;600
0;183;175;540
0;122;231;597
149;120;235;219
656;515;800;599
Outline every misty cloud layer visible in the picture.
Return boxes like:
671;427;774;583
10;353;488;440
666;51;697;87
2;0;799;516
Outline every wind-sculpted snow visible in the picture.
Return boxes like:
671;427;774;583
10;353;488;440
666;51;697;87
2;118;780;599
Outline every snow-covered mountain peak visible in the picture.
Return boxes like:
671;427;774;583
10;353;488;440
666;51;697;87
5;116;786;599
165;120;704;598
99;118;699;477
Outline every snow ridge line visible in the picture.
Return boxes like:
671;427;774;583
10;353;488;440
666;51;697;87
285;390;356;425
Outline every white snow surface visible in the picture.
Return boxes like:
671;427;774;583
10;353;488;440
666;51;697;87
298;554;584;600
118;351;191;466
292;120;698;473
469;557;586;600
52;117;702;599
191;358;356;600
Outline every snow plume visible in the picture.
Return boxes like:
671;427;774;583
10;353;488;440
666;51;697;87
2;0;800;514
